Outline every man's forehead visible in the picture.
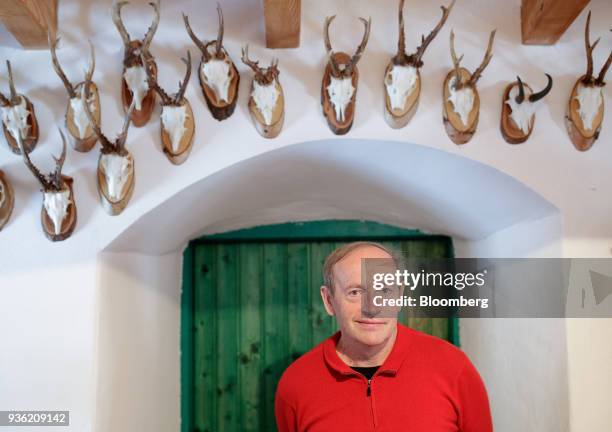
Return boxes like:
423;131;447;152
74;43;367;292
332;245;392;285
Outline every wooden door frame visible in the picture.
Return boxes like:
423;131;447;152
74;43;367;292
181;220;457;432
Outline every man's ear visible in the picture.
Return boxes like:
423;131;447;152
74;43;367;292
320;285;335;316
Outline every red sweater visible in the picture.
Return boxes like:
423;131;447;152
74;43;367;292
275;323;492;432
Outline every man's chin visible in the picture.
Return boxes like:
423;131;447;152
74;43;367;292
350;321;393;346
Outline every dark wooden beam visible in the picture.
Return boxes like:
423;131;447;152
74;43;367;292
263;0;301;48
0;0;58;49
521;0;590;45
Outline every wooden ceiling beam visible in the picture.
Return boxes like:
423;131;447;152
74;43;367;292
521;0;590;45
0;0;58;49
263;0;301;48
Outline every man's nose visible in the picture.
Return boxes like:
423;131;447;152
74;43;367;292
361;289;383;318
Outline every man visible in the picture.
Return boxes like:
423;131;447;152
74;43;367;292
275;241;493;432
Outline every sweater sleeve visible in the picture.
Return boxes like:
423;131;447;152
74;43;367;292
455;359;493;432
275;389;297;432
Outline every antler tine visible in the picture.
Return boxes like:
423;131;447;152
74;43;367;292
323;15;335;54
0;88;9;107
176;50;192;102
595;49;612;86
81;81;113;152
18;134;51;190
48;33;76;98
271;57;280;73
515;76;525;103
85;40;96;83
412;0;455;67
397;0;406;58
141;47;171;104
112;0;131;47
215;2;224;56
529;73;553;102
347;17;371;71
468;29;496;87
241;44;261;73
182;13;209;60
116;100;134;152
52;129;68;190
449;30;464;86
142;0;160;50
323;15;340;76
584;11;599;80
6;61;18;104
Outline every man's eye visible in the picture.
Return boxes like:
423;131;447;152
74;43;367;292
348;289;361;296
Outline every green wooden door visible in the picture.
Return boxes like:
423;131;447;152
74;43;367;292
182;221;456;432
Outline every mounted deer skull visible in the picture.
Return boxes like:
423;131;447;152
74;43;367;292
442;29;496;145
112;0;160;127
183;4;240;121
18;130;77;242
144;49;195;165
0;60;39;155
321;15;371;135
384;0;455;128
500;74;553;144
0;169;14;231
49;35;101;152
241;45;284;138
565;12;611;151
82;82;135;216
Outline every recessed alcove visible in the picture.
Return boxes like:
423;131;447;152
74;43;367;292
96;139;567;431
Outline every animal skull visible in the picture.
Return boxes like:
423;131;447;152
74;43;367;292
447;76;474;126
575;83;602;131
252;81;279;126
70;94;96;139
43;189;72;235
505;86;539;134
124;66;149;111
1;96;30;141
385;65;417;111
327;76;355;123
202;59;231;103
100;153;132;202
161;105;188;153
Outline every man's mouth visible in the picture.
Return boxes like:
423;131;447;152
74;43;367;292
355;319;386;328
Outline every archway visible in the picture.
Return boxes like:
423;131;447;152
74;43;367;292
96;139;566;432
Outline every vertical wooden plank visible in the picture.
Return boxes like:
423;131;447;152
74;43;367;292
403;239;435;336
263;0;301;48
287;242;312;360
426;239;448;339
310;242;338;345
238;243;263;432
216;244;239;431
180;244;194;432
194;244;217;432
429;318;449;341
262;243;288;431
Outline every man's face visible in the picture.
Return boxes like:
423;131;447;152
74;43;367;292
321;245;398;348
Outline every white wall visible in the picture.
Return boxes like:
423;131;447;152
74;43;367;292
94;252;181;432
562;238;612;432
456;214;569;432
1;0;611;431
